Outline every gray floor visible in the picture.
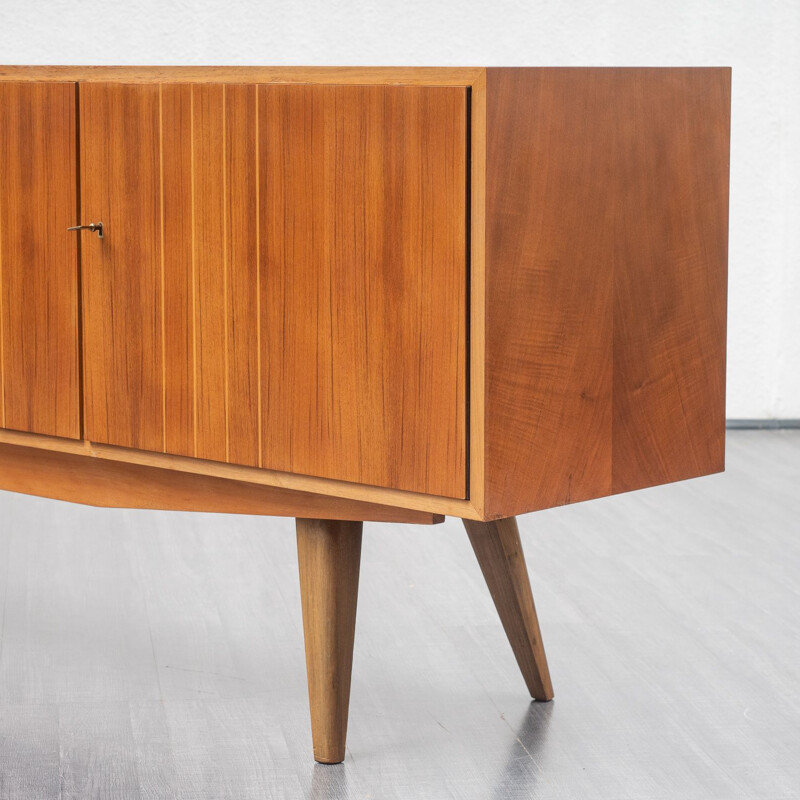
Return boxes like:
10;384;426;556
0;430;798;799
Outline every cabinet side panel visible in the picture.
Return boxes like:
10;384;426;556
483;68;730;518
484;68;615;517
0;81;80;439
611;70;729;492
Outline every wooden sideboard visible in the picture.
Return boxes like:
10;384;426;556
0;66;731;763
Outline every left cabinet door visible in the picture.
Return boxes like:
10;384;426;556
0;82;81;439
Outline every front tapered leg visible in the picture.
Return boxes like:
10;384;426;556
296;518;363;764
463;517;553;700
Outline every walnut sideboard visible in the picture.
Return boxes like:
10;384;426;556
0;66;730;763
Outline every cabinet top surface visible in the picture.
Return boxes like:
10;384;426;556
0;65;486;84
0;65;731;85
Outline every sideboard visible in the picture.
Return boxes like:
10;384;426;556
0;66;730;763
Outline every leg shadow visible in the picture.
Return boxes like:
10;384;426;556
492;700;554;798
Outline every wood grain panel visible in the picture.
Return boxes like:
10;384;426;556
611;70;730;491
82;82;260;466
82;82;466;497
160;83;195;457
483;69;615;516
260;84;468;498
0;81;80;438
80;82;163;451
224;84;260;468
192;83;228;462
483;68;730;518
0;441;443;523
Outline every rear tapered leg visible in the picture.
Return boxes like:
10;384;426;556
296;518;363;764
463;517;553;700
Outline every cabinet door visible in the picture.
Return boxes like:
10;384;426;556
80;82;467;498
260;85;467;497
0;82;80;439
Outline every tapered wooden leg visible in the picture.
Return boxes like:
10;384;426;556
296;517;363;764
463;516;554;700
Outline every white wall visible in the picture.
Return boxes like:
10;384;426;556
1;0;797;418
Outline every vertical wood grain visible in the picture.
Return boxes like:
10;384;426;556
80;81;467;496
224;84;259;468
80;82;163;452
260;84;468;497
259;84;329;480
0;82;80;439
483;68;730;518
160;83;195;458
192;83;228;463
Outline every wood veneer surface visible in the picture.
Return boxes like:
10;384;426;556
0;441;443;523
260;84;467;498
0;66;482;85
0;81;80;439
79;82;468;498
0;427;476;519
0;67;730;521
483;67;730;518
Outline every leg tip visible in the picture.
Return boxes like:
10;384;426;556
314;751;346;764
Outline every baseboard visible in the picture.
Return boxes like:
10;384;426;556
726;419;800;430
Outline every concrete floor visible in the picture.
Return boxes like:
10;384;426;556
0;429;798;799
